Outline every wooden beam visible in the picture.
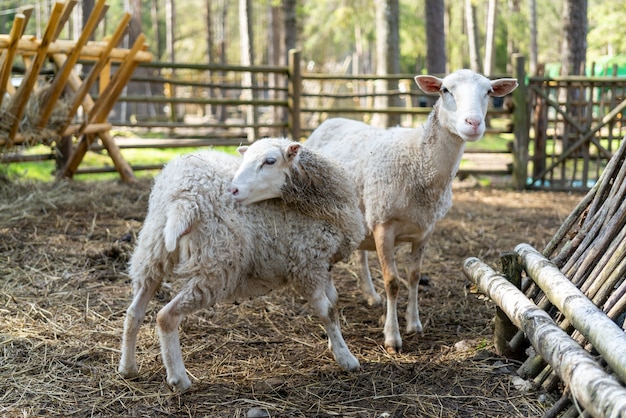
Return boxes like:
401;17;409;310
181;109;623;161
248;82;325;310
52;0;78;41
63;13;131;124
5;2;65;146
85;34;146;126
0;13;25;110
463;257;626;418
61;36;146;182
36;0;107;130
0;36;152;63
515;243;626;384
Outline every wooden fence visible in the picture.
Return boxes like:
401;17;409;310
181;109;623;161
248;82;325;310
3;49;626;191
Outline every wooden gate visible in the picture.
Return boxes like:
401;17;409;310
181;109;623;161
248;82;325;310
526;76;626;190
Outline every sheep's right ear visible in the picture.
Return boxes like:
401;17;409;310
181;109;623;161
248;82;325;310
286;143;301;160
415;75;443;95
237;145;249;155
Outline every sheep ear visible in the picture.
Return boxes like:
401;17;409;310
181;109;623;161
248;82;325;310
237;145;249;155
286;143;302;160
415;75;443;95
490;78;518;97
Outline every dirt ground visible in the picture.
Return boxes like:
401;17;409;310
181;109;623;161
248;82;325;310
0;177;584;417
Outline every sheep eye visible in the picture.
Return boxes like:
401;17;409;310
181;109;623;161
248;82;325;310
441;87;453;98
264;157;276;166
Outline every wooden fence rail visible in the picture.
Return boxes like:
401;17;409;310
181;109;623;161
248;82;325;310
3;45;626;191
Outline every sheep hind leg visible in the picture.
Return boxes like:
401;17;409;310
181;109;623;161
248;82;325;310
309;279;360;372
373;223;402;354
119;278;161;378
156;284;209;392
406;234;432;335
355;250;382;306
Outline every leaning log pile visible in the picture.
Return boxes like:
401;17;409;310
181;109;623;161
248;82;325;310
463;139;626;418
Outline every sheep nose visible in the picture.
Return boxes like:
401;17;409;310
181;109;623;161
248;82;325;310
229;186;239;196
465;117;482;128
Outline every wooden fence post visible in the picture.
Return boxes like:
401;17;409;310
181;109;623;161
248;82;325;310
288;49;302;141
512;53;528;190
494;252;525;359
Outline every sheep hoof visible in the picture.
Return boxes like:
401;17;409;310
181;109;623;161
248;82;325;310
385;344;402;355
118;365;139;379
366;293;383;307
167;375;192;392
337;355;361;372
406;321;423;335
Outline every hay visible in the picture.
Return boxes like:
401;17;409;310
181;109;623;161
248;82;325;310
0;179;582;417
0;82;73;148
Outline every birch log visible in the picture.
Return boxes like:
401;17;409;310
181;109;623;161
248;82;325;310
515;243;626;384
463;257;626;418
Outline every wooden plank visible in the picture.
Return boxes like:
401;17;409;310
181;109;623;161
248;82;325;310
5;2;65;145
85;34;146;125
17;6;33;32
63;13;131;125
57;35;147;182
0;13;26;110
36;0;107;130
52;0;78;41
94;130;136;182
0;36;152;63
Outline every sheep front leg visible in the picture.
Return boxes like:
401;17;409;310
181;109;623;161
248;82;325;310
406;233;432;335
355;250;383;306
119;278;161;378
373;222;402;354
309;279;360;372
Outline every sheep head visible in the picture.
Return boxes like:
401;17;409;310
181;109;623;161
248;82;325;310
415;69;518;142
230;137;301;205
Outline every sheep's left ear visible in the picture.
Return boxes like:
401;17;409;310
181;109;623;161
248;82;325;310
415;75;443;95
237;145;249;155
286;143;301;160
490;78;518;97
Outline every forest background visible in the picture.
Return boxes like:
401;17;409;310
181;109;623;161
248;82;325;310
0;0;624;80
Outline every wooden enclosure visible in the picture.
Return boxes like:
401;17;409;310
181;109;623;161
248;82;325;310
464;139;626;417
2;5;626;192
0;1;151;181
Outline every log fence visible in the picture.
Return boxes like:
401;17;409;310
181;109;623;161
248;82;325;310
464;138;626;417
1;7;626;190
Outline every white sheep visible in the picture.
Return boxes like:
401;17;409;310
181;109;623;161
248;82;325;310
306;69;518;354
118;137;365;391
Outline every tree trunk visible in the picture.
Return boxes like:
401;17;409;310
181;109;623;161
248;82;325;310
284;0;297;60
506;0;520;74
425;0;446;75
373;0;401;128
268;4;283;136
239;0;256;141
528;0;538;75
483;0;497;76
465;0;480;73
165;0;175;62
82;0;95;40
151;0;161;59
560;0;587;75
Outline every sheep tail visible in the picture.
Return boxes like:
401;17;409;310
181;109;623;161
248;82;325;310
163;200;198;253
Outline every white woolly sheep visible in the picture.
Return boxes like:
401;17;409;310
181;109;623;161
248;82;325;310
306;69;518;354
118;137;365;391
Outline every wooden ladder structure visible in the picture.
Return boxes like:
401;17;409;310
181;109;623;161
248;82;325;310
0;0;152;181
